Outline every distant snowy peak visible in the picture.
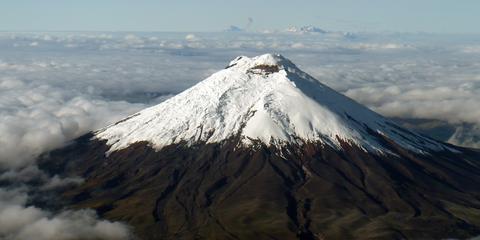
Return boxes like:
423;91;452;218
224;25;244;32
94;53;455;155
283;26;356;39
286;26;327;34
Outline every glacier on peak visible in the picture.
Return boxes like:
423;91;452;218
94;53;454;155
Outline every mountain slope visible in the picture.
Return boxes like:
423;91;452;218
39;54;480;240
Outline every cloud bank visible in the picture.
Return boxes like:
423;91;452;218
0;77;144;168
0;188;132;240
1;31;480;238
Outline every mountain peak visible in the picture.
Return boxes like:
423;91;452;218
229;53;285;66
226;53;294;74
95;54;454;155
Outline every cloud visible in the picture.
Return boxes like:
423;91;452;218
0;76;145;168
461;45;480;53
40;175;84;191
448;124;480;149
0;189;132;240
290;42;305;49
124;34;144;45
349;43;413;50
300;57;480;148
185;34;200;42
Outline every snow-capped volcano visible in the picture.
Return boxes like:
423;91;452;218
38;54;480;240
95;53;451;154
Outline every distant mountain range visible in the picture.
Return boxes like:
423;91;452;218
223;25;355;38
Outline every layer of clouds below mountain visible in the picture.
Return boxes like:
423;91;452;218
1;31;480;238
0;188;132;240
298;55;480;148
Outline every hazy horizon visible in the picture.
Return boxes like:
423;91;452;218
2;0;480;33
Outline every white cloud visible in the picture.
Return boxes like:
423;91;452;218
0;77;145;168
461;45;480;53
0;189;132;240
123;34;144;45
301;58;480;147
185;33;199;42
40;175;84;191
350;43;413;50
291;42;305;49
449;125;480;149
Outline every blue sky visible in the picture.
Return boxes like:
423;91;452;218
1;0;479;33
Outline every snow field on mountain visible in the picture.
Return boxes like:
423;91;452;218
95;54;453;155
